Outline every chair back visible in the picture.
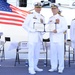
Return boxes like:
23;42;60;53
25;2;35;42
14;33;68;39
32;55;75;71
18;41;28;50
5;37;10;42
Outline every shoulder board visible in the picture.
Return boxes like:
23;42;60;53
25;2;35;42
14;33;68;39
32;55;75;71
60;15;63;17
40;14;44;17
59;14;63;17
49;16;53;18
29;12;33;14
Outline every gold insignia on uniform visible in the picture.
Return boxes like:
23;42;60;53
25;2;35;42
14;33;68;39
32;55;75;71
40;18;43;23
55;19;60;24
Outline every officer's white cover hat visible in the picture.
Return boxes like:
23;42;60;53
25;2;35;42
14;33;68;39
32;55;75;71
34;2;42;8
51;3;59;8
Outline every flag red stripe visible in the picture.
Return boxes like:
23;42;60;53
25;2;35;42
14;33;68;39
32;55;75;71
0;12;25;19
0;22;22;26
0;17;24;23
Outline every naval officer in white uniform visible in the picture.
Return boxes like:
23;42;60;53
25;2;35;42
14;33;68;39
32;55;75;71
22;2;45;74
48;4;67;73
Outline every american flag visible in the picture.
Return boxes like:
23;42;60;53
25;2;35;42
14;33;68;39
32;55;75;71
0;0;30;26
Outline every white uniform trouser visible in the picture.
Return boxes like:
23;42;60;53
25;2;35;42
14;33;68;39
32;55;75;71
28;42;41;71
50;42;64;70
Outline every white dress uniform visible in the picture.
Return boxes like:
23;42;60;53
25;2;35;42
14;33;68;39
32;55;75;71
22;11;45;72
70;19;75;49
48;14;67;71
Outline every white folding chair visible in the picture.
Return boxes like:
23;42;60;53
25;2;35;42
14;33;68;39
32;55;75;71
0;41;5;61
14;41;28;66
